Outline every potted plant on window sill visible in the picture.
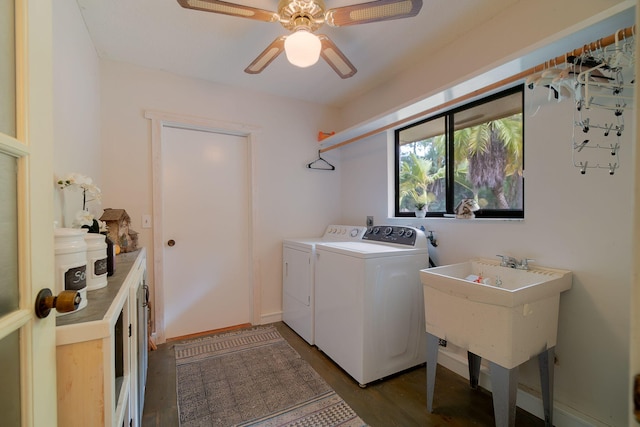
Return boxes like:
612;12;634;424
414;201;427;218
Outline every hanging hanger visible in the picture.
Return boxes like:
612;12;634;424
307;150;335;170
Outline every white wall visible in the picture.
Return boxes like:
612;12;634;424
98;60;341;328
52;0;102;226
339;84;634;425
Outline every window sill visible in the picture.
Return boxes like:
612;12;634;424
393;216;524;222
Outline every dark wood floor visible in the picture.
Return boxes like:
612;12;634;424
142;322;545;426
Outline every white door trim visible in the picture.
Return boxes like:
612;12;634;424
145;110;261;344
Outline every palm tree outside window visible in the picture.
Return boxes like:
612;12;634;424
395;85;524;219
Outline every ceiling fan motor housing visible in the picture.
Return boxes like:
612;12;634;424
278;0;326;31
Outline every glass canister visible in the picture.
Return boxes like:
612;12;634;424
84;232;108;290
54;228;88;314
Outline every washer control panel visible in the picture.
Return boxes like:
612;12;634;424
323;225;367;241
363;226;420;246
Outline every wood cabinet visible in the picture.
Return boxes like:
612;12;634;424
56;248;148;427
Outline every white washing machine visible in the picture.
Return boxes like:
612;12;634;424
315;225;428;386
282;225;366;345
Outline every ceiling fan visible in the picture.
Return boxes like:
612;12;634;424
177;0;423;78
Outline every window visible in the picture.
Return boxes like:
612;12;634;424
395;85;524;219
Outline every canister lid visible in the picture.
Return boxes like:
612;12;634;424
54;228;88;254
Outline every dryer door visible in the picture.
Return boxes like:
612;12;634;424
283;246;312;306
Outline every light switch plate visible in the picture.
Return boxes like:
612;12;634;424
142;214;152;228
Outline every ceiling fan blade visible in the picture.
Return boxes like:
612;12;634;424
317;35;357;79
177;0;279;23
325;0;422;27
244;36;286;74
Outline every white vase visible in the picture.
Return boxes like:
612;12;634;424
415;209;427;218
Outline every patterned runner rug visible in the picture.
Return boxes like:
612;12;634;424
175;325;367;427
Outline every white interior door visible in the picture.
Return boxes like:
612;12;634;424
161;125;251;339
0;1;57;426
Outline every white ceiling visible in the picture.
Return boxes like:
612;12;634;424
75;0;519;107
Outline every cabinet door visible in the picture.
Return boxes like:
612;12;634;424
127;261;148;427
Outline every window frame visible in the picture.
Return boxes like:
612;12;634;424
394;84;525;219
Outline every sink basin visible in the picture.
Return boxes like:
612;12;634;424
420;258;572;368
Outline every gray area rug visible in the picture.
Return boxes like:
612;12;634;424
175;325;367;427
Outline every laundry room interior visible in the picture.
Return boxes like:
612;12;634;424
47;0;639;426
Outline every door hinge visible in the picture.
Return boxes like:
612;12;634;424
128;324;132;337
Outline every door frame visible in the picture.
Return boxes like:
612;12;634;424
0;0;57;425
631;5;640;424
145;110;260;344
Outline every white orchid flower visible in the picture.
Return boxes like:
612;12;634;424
73;210;95;228
76;174;92;186
57;172;85;189
57;172;102;209
83;183;102;201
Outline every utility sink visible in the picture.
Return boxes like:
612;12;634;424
420;258;572;369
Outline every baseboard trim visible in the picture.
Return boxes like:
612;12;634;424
437;348;605;427
165;323;252;342
259;311;282;325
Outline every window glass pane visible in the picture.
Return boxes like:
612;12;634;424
453;91;523;210
0;0;16;137
395;86;524;218
398;116;446;213
0;329;21;427
0;151;18;316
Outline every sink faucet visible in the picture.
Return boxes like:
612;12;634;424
496;255;534;270
496;255;518;268
516;258;534;270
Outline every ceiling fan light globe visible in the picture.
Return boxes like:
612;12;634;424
284;31;321;68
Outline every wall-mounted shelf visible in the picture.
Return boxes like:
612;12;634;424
319;6;634;155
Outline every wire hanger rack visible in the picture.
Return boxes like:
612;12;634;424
526;26;635;175
569;28;635;175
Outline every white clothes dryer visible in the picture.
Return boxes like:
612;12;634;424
315;225;428;386
282;225;366;345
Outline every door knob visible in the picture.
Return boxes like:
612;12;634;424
35;288;81;319
167;239;175;247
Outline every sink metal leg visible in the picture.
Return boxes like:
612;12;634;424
489;362;518;427
426;333;439;413
538;347;555;427
468;351;481;389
